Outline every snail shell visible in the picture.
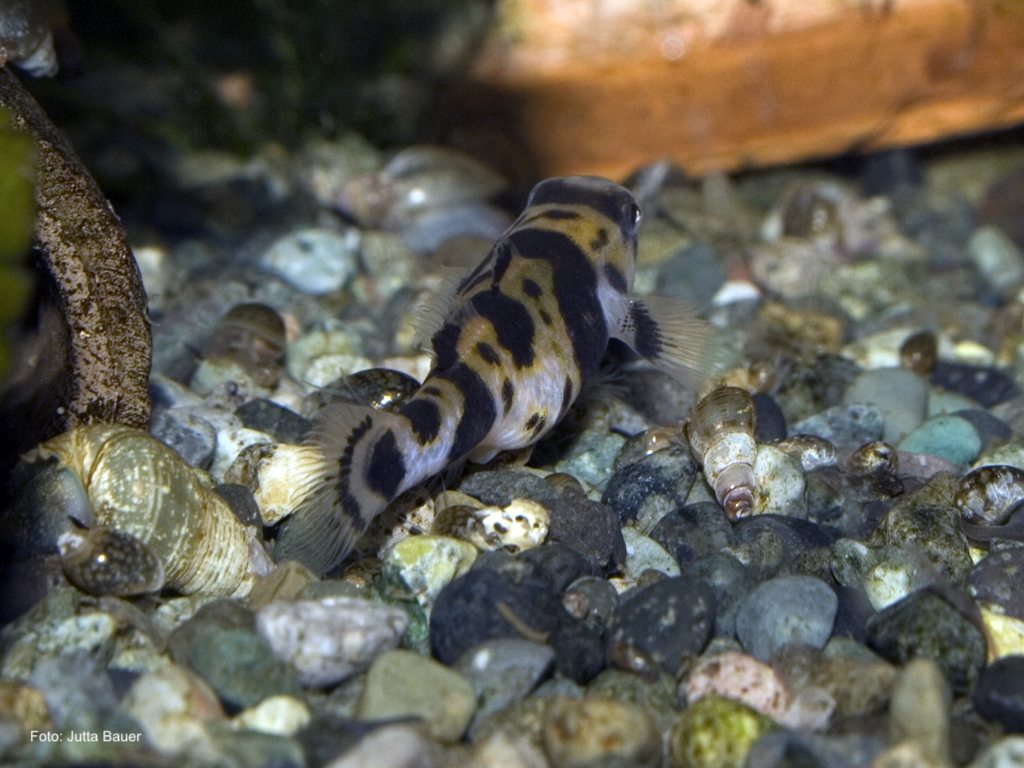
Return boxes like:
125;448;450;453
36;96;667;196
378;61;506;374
305;368;421;414
57;523;165;596
898;329;938;376
846;440;899;475
955;465;1024;525
24;424;259;597
207;303;287;388
686;385;757;520
772;434;839;472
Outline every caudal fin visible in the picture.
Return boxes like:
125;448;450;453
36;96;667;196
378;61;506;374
273;403;403;575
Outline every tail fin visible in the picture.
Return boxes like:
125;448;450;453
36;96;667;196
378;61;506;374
273;403;406;575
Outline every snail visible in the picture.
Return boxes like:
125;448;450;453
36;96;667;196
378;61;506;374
772;434;839;472
7;424;263;597
686;385;757;520
955;465;1024;526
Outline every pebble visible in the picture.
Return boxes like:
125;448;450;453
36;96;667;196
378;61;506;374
649;502;733;566
235;399;312;444
543;696;661;768
974;655;1024;733
587;666;679;732
968;736;1024;768
231;695;311;737
357;649;476;742
888;658;950;766
685;652;789;721
752;445;807;518
865;588;987;694
790;404;885;453
681;553;756;639
187;628;300;710
898;414;982;465
669;695;779;768
121;663;225;759
831;539;932;610
261;228;359;295
968;224;1024;295
323;723;434;768
564;576;619;633
968;549;1024;620
542;496;627;576
454;638;555;734
735;576;838;663
606;576;716;676
149;407;218;469
255;598;408;688
601;445;699;531
458;470;555;507
929;361;1020;408
28;651;120;733
620;526;681;580
381;535;478;612
843;367;929;444
656;242;728;305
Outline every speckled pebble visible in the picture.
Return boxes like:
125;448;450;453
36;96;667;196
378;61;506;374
454;638;555;734
261;228;359;295
324;722;434;768
543;695;661;768
607;576;716;676
969;549;1024;621
843;367;929;444
28;651;119;733
357;649;475;742
458;469;555;506
790;405;885;453
898;414;982;465
682;554;756;639
866;588;987;694
753;445;807;518
735;576;838;663
601;445;699;531
930;361;1020;408
831;539;934;611
255;597;408;688
149;407;218;470
686;652;789;720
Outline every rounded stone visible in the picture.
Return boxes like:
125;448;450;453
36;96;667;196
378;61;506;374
260;228;358;295
865;588;987;694
753;445;807;518
607;577;716;676
668;695;779;768
543;696;661;768
543;496;627;576
621;527;681;580
601;445;699;532
255;597;408;688
735;576;838;663
974;655;1024;733
381;535;478;612
681;554;756;639
188;629;299;710
843;367;929;444
649;502;733;566
357;649;476;742
685;652;789;720
790;404;885;453
898;414;982;466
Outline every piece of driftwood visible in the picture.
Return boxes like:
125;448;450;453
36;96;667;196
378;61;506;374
0;66;150;465
434;0;1024;180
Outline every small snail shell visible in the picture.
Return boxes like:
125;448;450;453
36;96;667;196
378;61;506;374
686;385;757;520
207;303;287;388
24;424;259;597
772;434;839;472
57;522;165;596
955;465;1024;525
899;330;938;376
306;368;421;414
846;440;899;475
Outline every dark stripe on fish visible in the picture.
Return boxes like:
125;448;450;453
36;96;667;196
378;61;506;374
439;363;497;460
542;210;581;220
471;291;536;369
367;429;406;500
630;301;662;359
476;342;500;365
603;263;627;293
432;322;462;370
509;228;608;379
591;228;609;251
502;379;514;415
401;399;442;444
527;178;636;233
560;376;574;416
522;278;542;298
337;414;374;529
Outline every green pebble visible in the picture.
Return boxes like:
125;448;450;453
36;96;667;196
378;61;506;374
669;696;778;768
898;414;981;466
188;629;299;710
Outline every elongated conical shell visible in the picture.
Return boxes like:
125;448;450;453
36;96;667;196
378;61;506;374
686;386;757;520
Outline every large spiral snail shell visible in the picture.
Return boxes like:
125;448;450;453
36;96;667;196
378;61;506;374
19;424;260;597
686;385;758;520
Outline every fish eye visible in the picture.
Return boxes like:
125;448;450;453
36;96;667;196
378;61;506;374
629;203;642;229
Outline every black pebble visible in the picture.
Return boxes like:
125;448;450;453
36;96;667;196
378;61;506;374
543;496;627;576
606;577;716;676
929;362;1020;408
974;655;1024;733
214;483;263;534
681;553;755;639
753;393;787;443
649;502;733;566
235;399;312;443
601;448;697;525
831;585;875;644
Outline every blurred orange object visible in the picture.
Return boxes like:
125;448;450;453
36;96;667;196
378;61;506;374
434;0;1024;179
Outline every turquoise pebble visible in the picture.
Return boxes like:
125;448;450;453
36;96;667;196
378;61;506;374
898;414;981;465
